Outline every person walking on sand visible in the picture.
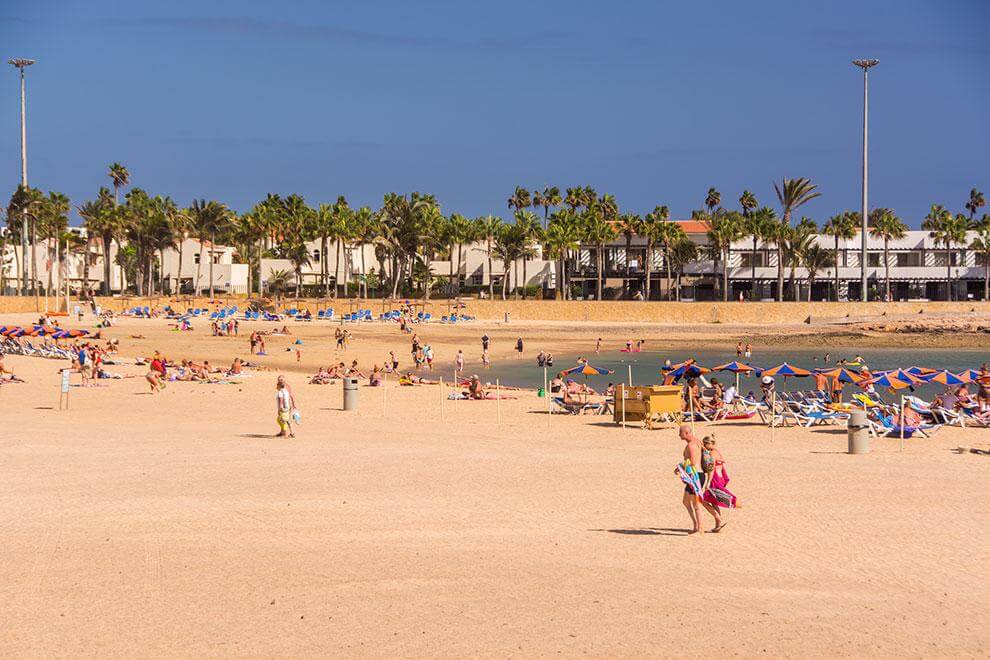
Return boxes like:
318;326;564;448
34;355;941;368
515;337;524;359
275;376;296;438
595;337;601;354
455;350;465;378
700;436;730;533
677;425;705;535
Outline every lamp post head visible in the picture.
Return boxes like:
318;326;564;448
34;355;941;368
8;58;36;70
852;59;879;70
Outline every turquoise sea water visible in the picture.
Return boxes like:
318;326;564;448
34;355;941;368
467;346;990;398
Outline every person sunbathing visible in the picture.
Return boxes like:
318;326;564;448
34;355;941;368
400;372;439;386
369;365;383;387
467;375;486;399
309;367;333;385
346;360;366;379
227;357;243;376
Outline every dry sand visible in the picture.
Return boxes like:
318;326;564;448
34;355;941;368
1;314;988;656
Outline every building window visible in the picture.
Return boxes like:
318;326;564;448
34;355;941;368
931;251;963;267
193;254;200;264
312;250;321;262
977;253;989;267
895;252;921;267
739;252;766;268
867;253;881;267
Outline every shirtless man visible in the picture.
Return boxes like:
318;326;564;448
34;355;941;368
679;425;705;535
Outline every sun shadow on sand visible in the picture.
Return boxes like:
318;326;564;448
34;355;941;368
590;527;693;537
239;433;279;439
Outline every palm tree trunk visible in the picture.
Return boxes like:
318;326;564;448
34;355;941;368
209;231;216;299
596;245;603;300
195;243;203;296
665;244;673;301
456;244;463;297
722;246;729;302
948;241;955;302
448;251;454;299
361;246;368;299
751;236;757;299
522;257;528;299
335;239;343;298
807;276;814;302
322;236;329;297
883;240;891;301
834;236;840;302
487;239;494;299
501;267;509;300
102;235;112;295
644;240;653;302
776;246;784;302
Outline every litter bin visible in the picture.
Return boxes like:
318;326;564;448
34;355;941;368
847;409;870;454
343;377;359;411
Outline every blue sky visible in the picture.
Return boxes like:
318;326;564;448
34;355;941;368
2;0;988;226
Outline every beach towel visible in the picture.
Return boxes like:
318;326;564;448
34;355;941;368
676;461;703;499
702;465;738;509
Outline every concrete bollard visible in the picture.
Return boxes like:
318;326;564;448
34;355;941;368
343;377;359;411
847;409;870;454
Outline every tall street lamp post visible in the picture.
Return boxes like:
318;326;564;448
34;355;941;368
853;58;878;302
9;57;36;296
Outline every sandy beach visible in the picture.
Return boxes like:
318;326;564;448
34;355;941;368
1;313;988;656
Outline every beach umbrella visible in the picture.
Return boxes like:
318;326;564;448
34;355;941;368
956;369;989;383
713;361;759;390
663;359;710;382
921;370;966;386
815;367;866;384
6;327;25;337
904;366;937;377
866;372;917;390
761;362;811;378
51;329;71;339
67;329;88;338
561;363;613;377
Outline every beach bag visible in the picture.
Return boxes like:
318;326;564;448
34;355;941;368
291;408;302;424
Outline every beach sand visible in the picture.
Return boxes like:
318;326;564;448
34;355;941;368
1;314;987;656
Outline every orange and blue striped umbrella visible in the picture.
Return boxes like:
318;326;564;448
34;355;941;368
663;359;710;380
562;363;613;376
921;370;967;386
761;362;811;378
814;367;866;383
866;373;915;390
712;361;757;374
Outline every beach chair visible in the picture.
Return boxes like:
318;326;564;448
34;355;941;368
870;412;940;438
551;397;601;415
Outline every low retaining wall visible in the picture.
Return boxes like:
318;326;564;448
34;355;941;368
3;295;988;325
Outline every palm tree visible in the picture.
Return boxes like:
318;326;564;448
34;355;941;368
667;237;698;301
783;218;817;301
189;199;231;298
543;211;580;300
640;205;670;301
476;215;503;299
773;177;822;300
533;186;561;230
706;210;744;301
822;212;859;301
266;268;293;301
869;208;907;302
351;206;375;298
802;244;834;301
512;210;541;298
923;204;969;300
491;223;527;300
616;212;641;298
582;200;618;301
507;186;531;218
965;188;985;222
108;163;130;205
740;207;774;300
969;215;990;301
653;217;685;301
739;190;758;218
705;187;721;217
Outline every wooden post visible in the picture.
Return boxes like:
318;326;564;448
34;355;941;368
770;391;776;442
496;379;502;426
621;383;626;430
382;370;387;417
899;394;905;452
688;385;695;434
543;367;552;428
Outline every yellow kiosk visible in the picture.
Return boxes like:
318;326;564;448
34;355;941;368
613;384;683;429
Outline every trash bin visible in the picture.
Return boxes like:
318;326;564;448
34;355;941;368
343;377;359;411
847;409;870;454
504;312;510;323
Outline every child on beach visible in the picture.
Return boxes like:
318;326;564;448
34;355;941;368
482;349;491;369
